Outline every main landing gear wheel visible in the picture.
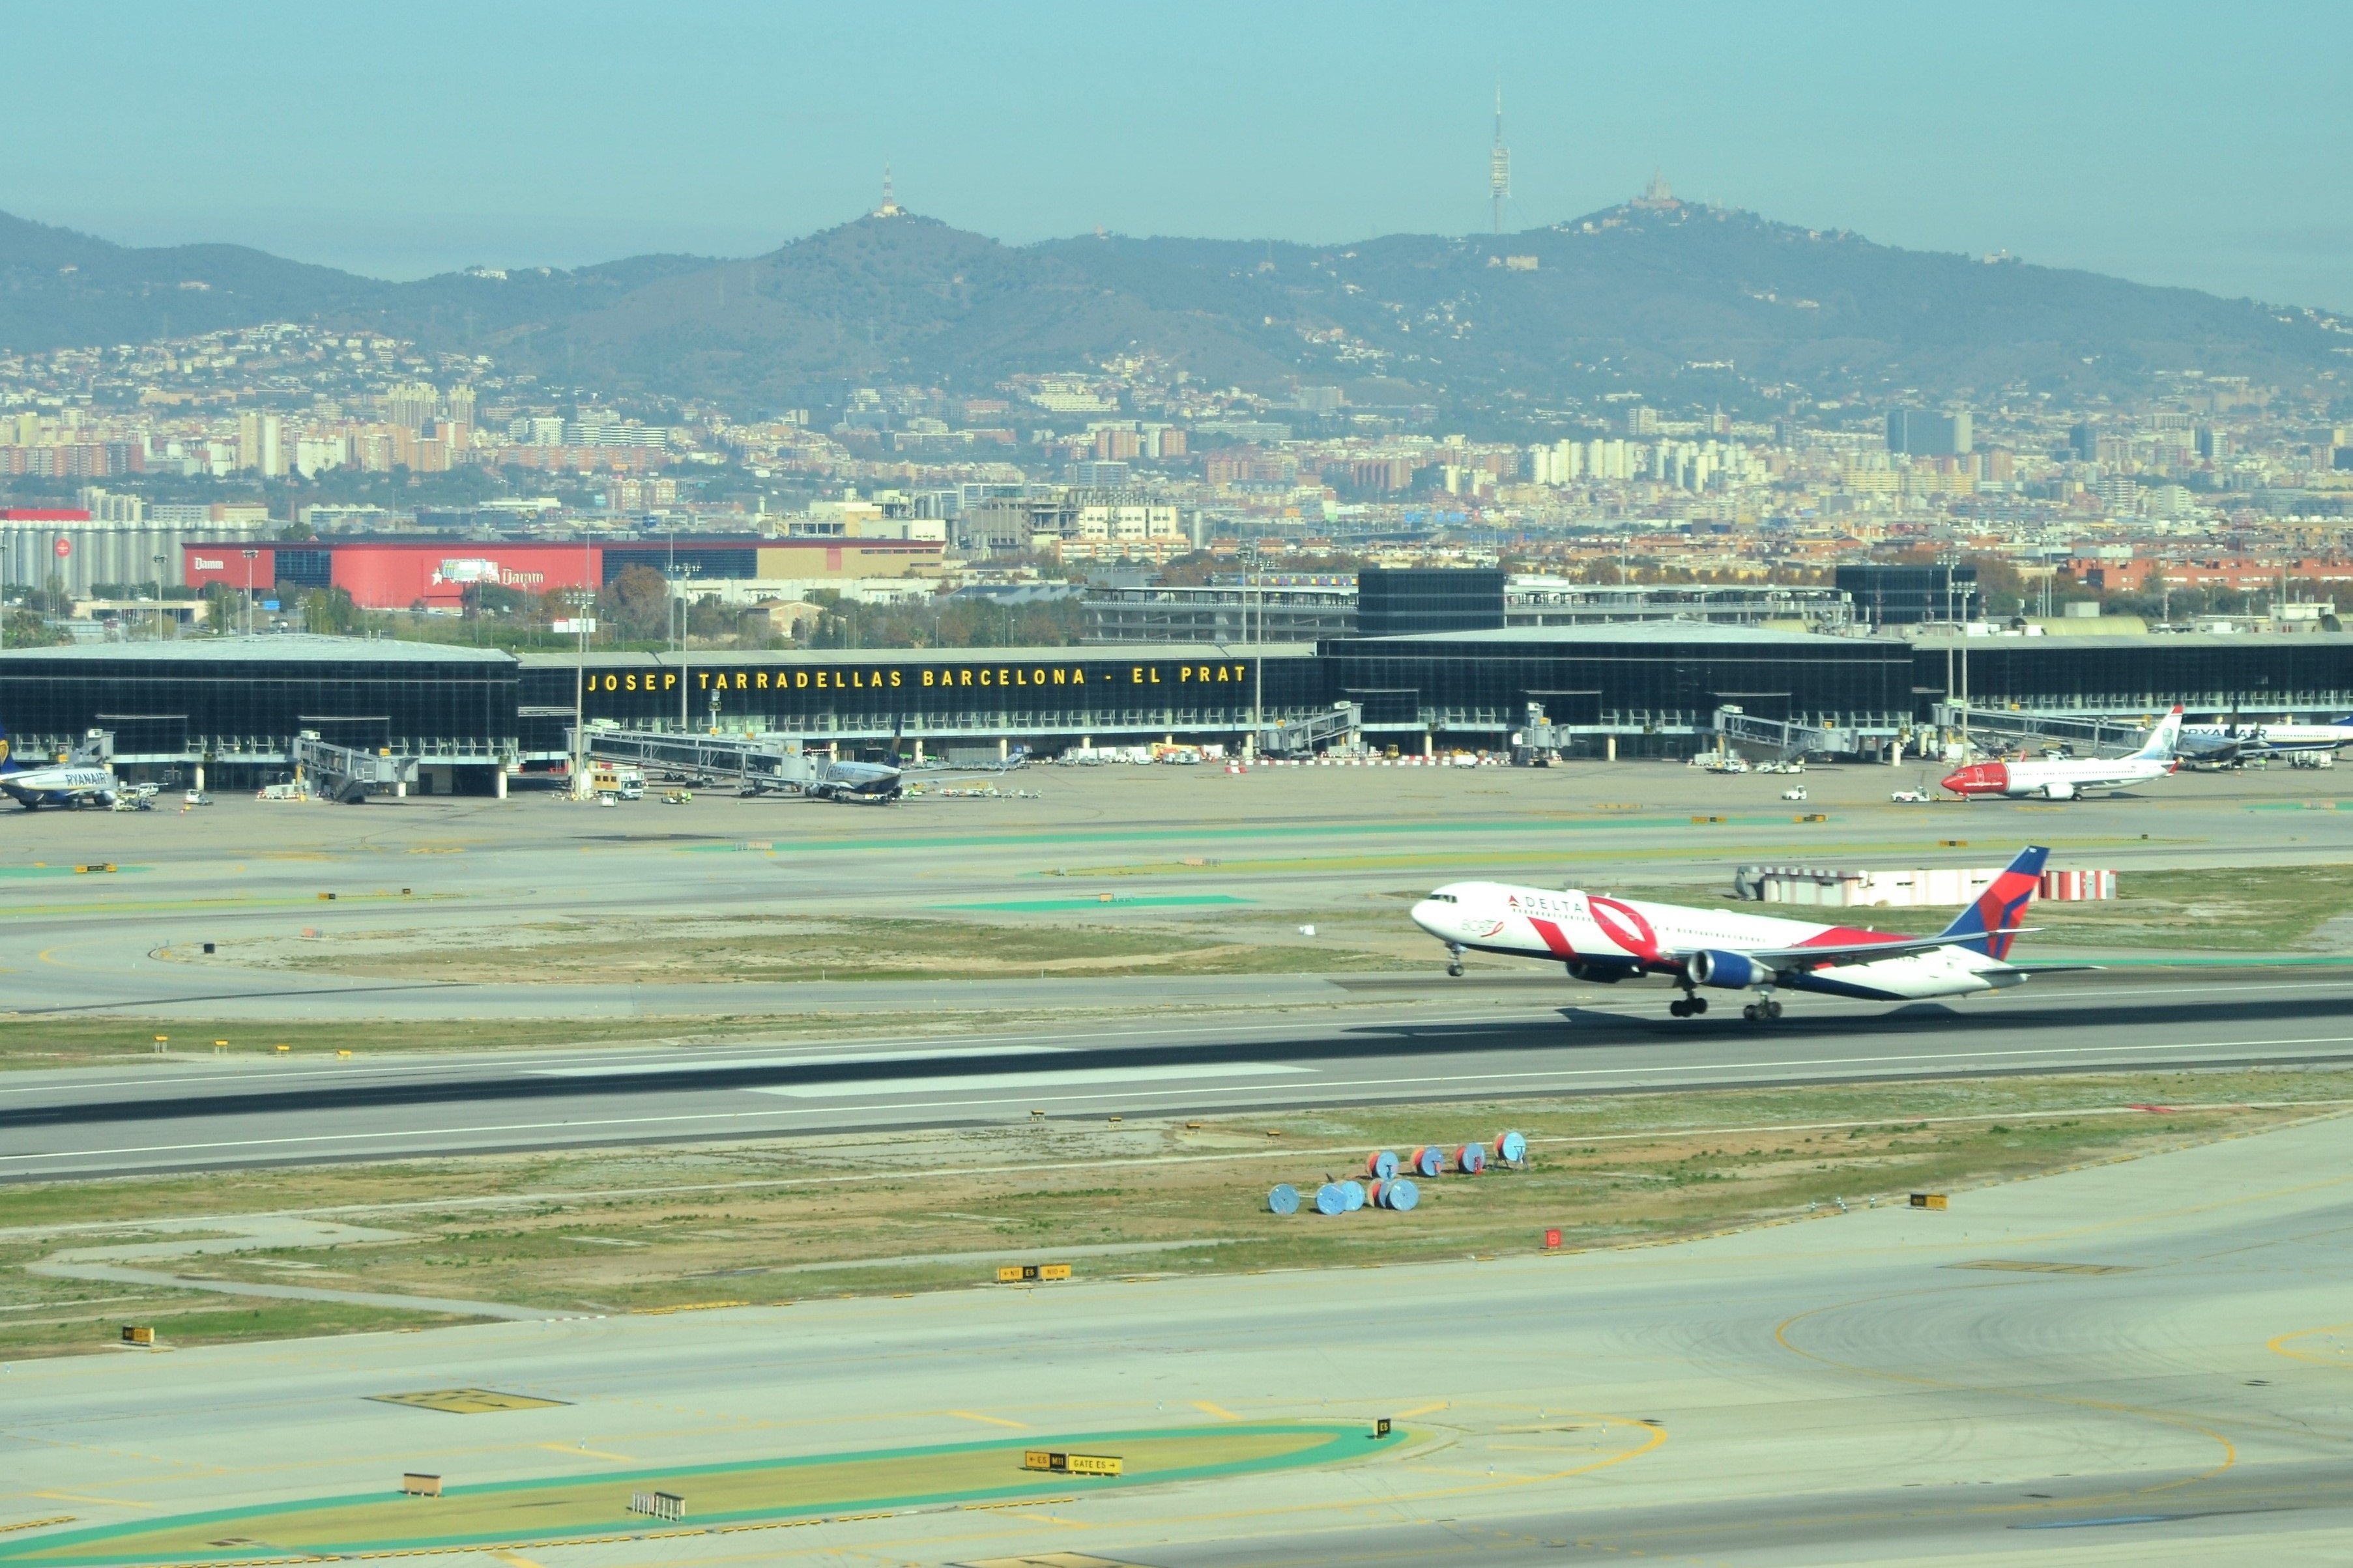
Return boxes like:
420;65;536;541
1669;995;1709;1018
1742;999;1785;1022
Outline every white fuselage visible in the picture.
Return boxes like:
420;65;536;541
1409;880;2015;1002
2182;722;2353;756
1941;753;2174;799
1;764;117;806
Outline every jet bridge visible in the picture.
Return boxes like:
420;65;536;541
1254;703;1361;758
1712;707;1876;760
291;731;422;804
570;725;819;791
1932;703;2155;758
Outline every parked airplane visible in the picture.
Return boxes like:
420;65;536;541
1940;707;2183;799
1410;846;2055;1021
0;724;119;810
802;757;902;803
2175;715;2353;765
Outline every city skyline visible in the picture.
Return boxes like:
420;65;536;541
4;0;2348;311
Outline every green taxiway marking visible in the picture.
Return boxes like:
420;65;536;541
935;894;1256;911
0;1423;1396;1565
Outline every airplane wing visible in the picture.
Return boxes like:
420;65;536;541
1672;929;2039;969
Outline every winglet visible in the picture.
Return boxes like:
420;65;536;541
1937;845;2047;961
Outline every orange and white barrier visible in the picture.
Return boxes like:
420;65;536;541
2039;868;2116;901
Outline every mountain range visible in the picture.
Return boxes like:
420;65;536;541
3;198;2345;420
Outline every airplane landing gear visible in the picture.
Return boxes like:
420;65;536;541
1669;986;1708;1018
1742;998;1785;1023
1445;943;1465;978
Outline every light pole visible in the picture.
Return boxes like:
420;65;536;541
152;554;167;641
673;562;699;728
240;549;258;637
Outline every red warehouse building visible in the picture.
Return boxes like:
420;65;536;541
182;537;942;610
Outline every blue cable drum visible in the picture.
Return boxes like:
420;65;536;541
1314;1182;1348;1216
1457;1143;1486;1175
1413;1146;1443;1178
1341;1180;1366;1212
1385;1177;1421;1211
1367;1179;1389;1209
1366;1149;1400;1180
1267;1183;1299;1216
1496;1130;1529;1164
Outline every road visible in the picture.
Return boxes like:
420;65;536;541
3;1104;2347;1565
8;970;2353;1178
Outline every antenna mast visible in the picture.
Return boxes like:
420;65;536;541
1489;88;1510;235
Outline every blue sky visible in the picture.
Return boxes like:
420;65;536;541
11;1;2348;308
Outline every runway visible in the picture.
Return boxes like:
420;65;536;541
8;971;2353;1178
3;1102;2347;1565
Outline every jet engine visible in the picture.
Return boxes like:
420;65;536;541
2042;780;2076;800
1689;949;1765;990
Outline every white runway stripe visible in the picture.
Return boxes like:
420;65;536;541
745;1062;1315;1098
532;1046;1066;1078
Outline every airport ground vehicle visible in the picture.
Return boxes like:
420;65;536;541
1941;707;2182;799
1890;788;1933;803
1411;846;2057;1021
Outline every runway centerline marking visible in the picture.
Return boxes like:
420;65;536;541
531;1046;1069;1079
747;1063;1313;1098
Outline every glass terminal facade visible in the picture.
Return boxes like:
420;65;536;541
1318;625;1915;750
8;631;2353;777
1355;567;1506;638
516;649;1326;757
0;640;516;782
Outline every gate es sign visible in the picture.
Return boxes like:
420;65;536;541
53;535;70;559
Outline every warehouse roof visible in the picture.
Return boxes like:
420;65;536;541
0;634;516;664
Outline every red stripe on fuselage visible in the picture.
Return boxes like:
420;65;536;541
1796;926;1907;949
1526;917;1577;958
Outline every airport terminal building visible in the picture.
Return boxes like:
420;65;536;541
10;616;2353;791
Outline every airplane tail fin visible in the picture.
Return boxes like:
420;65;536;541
2132;705;2185;761
1939;845;2047;961
0;718;15;775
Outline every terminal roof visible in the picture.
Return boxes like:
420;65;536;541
516;644;1318;668
1348;621;1858;648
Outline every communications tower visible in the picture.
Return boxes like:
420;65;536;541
1489;88;1510;234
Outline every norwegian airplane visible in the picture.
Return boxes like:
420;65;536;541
1940;707;2182;800
1410;846;2051;1021
0;722;119;810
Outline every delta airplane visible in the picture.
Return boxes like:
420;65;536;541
1410;846;2053;1021
1939;706;2182;800
0;724;118;810
2175;715;2353;766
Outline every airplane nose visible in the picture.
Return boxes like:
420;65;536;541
1940;769;1968;792
1409;900;1447;934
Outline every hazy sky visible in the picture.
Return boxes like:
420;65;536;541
10;1;2348;309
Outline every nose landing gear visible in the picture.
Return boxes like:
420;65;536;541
1445;942;1465;978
